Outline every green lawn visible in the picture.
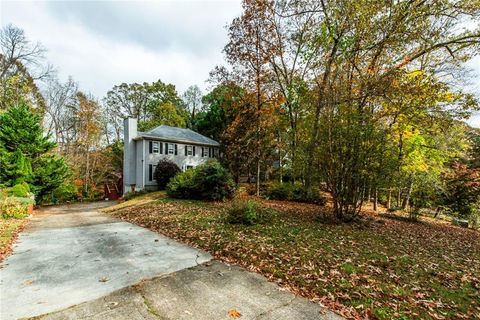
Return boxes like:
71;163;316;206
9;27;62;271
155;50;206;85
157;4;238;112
107;194;480;319
0;218;26;262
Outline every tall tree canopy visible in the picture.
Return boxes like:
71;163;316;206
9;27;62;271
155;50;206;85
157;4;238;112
103;80;187;134
218;0;480;219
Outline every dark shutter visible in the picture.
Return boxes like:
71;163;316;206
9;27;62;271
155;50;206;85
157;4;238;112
209;147;212;158
149;141;153;153
193;146;196;156
174;144;178;155
160;142;163;154
185;145;187;156
149;164;153;181
201;147;204;157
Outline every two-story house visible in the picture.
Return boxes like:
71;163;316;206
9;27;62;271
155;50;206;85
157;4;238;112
123;118;220;193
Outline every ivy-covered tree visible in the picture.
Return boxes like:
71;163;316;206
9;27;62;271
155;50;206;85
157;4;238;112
0;103;69;201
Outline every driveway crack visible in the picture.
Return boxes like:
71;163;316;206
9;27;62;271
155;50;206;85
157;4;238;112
133;284;167;320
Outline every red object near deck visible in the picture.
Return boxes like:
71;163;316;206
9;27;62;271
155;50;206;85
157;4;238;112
104;176;123;200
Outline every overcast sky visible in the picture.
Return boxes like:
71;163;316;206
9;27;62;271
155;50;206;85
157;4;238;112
1;0;242;94
1;0;479;127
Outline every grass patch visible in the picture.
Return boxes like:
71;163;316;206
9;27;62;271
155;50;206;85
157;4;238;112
101;191;166;213
108;196;480;319
0;218;26;262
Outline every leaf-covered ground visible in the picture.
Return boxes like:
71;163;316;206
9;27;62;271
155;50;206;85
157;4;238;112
0;218;26;262
108;193;480;319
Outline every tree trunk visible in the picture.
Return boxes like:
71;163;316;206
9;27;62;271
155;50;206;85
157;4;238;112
402;180;413;210
397;188;402;208
279;150;283;183
387;188;392;209
256;158;261;197
84;150;90;196
373;187;378;212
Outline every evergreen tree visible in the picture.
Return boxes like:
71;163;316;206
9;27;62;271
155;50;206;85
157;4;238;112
0;103;69;200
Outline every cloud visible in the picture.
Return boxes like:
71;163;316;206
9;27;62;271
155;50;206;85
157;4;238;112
1;0;242;97
45;1;236;55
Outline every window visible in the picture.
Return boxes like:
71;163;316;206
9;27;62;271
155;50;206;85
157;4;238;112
186;145;193;156
152;141;159;153
186;165;194;170
167;143;175;155
202;147;208;157
149;164;157;181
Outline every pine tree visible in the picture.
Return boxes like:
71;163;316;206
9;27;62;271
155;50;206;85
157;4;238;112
0;103;69;200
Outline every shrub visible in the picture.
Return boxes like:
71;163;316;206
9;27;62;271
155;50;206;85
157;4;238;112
292;185;325;205
227;200;262;225
166;169;196;199
154;159;181;190
52;183;79;203
266;182;293;200
166;160;236;200
265;182;325;205
7;183;31;197
0;196;33;219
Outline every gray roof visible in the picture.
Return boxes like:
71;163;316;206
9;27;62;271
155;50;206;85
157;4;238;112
136;125;219;146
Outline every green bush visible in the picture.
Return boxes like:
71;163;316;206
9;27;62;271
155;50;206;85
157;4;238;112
166;160;236;200
154;159;181;189
266;182;293;200
166;169;196;199
52;183;79;203
292;185;325;205
7;183;31;197
265;182;325;205
227;200;263;225
0;196;32;219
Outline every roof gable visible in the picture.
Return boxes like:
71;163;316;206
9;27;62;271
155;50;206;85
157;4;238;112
138;125;219;146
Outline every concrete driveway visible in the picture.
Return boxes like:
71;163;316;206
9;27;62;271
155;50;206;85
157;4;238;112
0;202;211;320
0;201;342;320
38;261;342;320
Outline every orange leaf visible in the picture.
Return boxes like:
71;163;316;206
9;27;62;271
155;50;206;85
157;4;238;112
228;309;242;318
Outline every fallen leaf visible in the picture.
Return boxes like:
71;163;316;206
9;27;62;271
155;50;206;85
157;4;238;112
228;309;242;318
99;277;109;282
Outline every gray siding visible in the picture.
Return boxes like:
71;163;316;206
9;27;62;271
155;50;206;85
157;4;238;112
135;139;145;189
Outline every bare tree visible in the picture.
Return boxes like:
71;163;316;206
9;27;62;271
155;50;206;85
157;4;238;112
0;24;54;110
43;77;79;150
182;85;203;127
